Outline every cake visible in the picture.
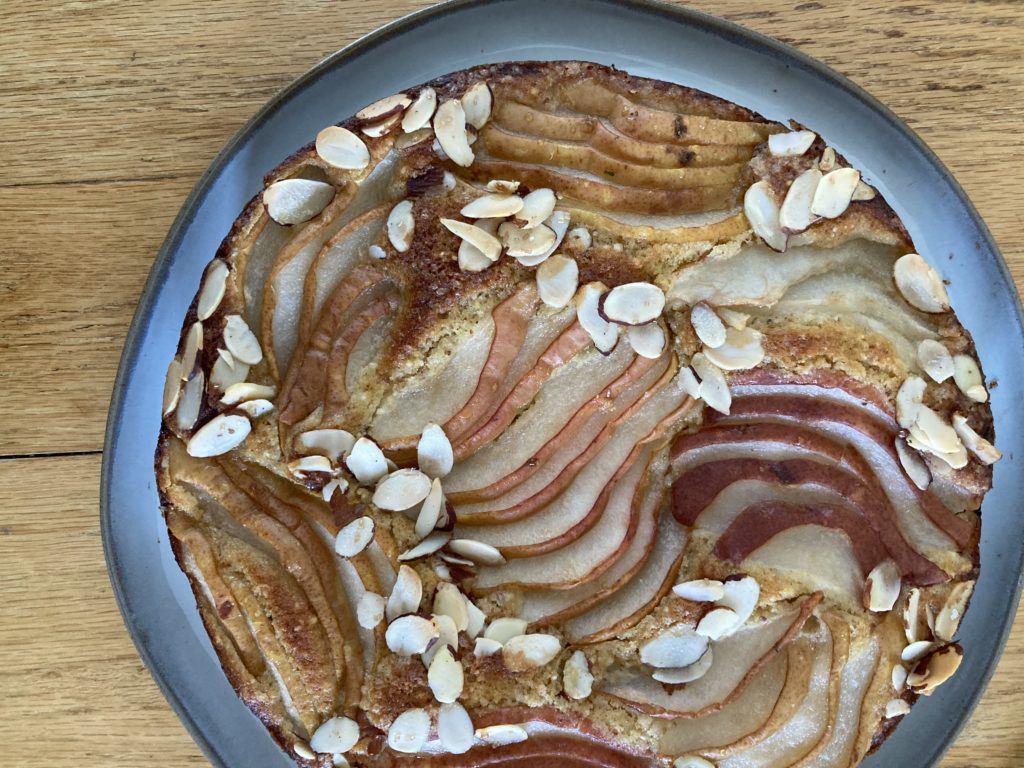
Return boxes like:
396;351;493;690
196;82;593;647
156;61;999;767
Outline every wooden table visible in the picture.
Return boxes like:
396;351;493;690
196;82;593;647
1;1;1021;765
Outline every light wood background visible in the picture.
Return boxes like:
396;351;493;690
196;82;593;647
1;1;1021;765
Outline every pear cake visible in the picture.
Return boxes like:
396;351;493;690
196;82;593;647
156;61;999;767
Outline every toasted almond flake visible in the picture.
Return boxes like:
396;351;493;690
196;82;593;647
702;326;764;371
653;648;714;684
952;355;987;402
641;624;709;669
768;130;816;157
289;455;335;478
484;617;528;644
357;93;411;123
442;218;501;260
437;702;474;755
186;412;250;457
674;757;716;768
386;564;423;622
562;650;594;700
565;226;592;250
263;179;335;225
895;376;927;429
536;255;578;309
409;479;442;539
690;302;727;348
894;253;950;313
476;724;528;746
718;576;760;625
356;591;386;629
236;398;274;418
575;282;618;354
222;315;261;365
398;531;451;562
388;708;430;753
885;699;911;719
935;581;974;641
434;100;474;167
500;221;557;260
812;167;861;218
691;353;731;415
852;180;877;201
360;112;401;138
210;353;248;391
163;358;184;416
952;414;1002;465
316;126;370;170
744;180;787;252
908;425;968;470
310;716;360;754
427;646;464;703
196;260;229;321
679;364;700;398
917;339;955;383
386;615;438;656
627;322;667;360
673;579;725;602
294;743;315;760
516;188;557;229
345;437;388;484
892;663;908;693
486;179;520;193
434;582;470;632
296;429;355;460
600;282;665;326
779;167;822;233
502;633;562;671
180;321;204;379
464;600;486;641
901;640;935;663
373;468;432;511
440;552;475;568
368;244;387;260
461;82;492;129
914;405;964;455
455;216;500;272
387;200;415;253
474;637;503;657
907;644;962;695
895;437;931;490
818;146;837;172
716;307;750;330
335;516;375;557
904;588;926;643
696;607;741;640
220;381;275;406
448;538;506;566
423;614;459;667
176;371;205;432
461;193;523;219
417;423;454;478
866;560;902;612
402;87;437;132
520;210;571;266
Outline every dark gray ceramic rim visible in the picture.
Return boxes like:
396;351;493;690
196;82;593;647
101;0;1024;765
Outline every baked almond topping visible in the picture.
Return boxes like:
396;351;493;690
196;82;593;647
345;437;388;484
315;125;370;170
576;282;619;353
500;221;557;260
460;82;492;129
437;702;474;754
626;322;667;359
600;282;665;326
402;87;437;133
335;516;375;557
196;260;229;321
475;724;528;746
442;217;501;261
387;199;416;253
768;130;816;157
186;413;250;457
690;302;727;349
563;650;594;700
356;93;412;123
810;167;860;219
387;709;430;754
641;624;709;668
779;167;822;234
516;188;556;229
434;100;474;167
893;253;951;313
744;180;787;252
310;716;360;755
535;254;579;309
953;354;988;402
386;565;423;622
673;578;726;603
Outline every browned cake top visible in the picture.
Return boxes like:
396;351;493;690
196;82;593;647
156;61;997;768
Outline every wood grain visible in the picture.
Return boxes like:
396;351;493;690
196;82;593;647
0;0;1020;766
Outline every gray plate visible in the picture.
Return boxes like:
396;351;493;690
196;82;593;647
101;0;1024;765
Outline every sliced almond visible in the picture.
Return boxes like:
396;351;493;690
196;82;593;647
904;588;926;644
565;226;592;250
600;282;665;326
288;455;334;479
475;724;528;746
434;100;474;167
653;648;714;684
500;221;557;261
316;126;370;170
196;260;229;321
894;253;950;313
640;624;709;669
690;302;727;348
718;575;760;624
440;552;475;568
917;339;954;382
901;640;935;663
180;321;204;379
417;423;454;479
186;413;250;457
222;315;262;366
895;437;931;491
360;112;401;138
474;637;503;657
626;322;667;360
442;218;501;261
293;742;315;760
935;581;974;641
502;633;562;672
461;82;492;129
575;282;618;354
536;255;578;309
398;531;451;562
296;428;355;460
310;716;360;754
402;88;437;133
335;516;375;557
680;367;701;399
387;199;415;253
357;93;411;123
484;617;528;644
437;702;474;755
461;193;523;219
952;414;1002;465
865;559;902;612
433;582;470;632
464;599;486;640
387;708;430;753
818;146;836;172
768;130;816;157
236;398;273;418
163;358;184;416
521;210;571;266
717;307;750;330
357;592;386;629
373;468;432;512
673;579;725;603
895;376;927;429
810;167;860;219
696;607;741;640
516;188;557;229
892;663;908;693
691;353;731;415
263;179;335;225
744;180;787;252
486;179;520;193
345;436;389;484
386;564;423;622
424;614;459;667
386;614;438;656
220;381;275;406
176;371;205;432
779;167;822;233
907;643;962;695
427;646;464;703
952;355;988;403
914;405;964;455
852;180;877;201
885;699;911;719
702;326;764;371
448;538;506;566
322;476;348;503
411;479;443;539
562;650;593;700
209;353;248;391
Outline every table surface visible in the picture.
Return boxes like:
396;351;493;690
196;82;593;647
1;0;1022;765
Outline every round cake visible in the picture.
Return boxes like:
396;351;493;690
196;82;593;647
156;61;999;767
